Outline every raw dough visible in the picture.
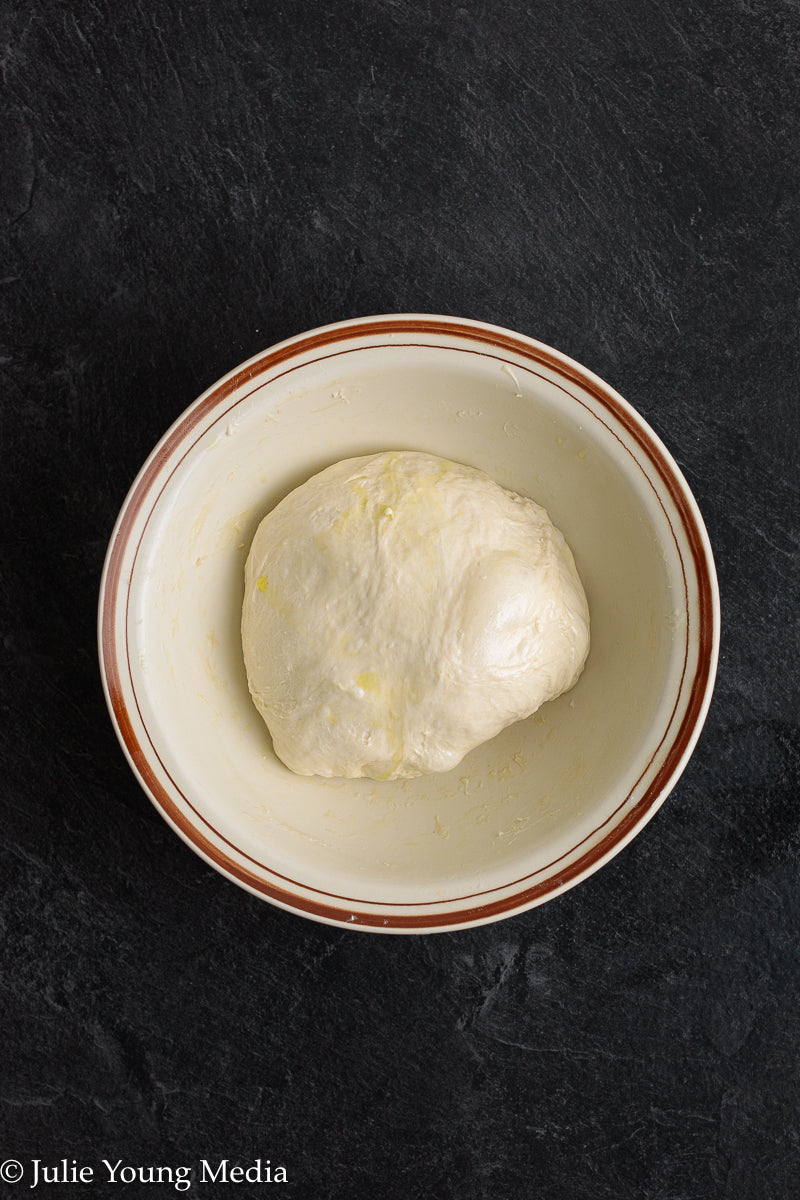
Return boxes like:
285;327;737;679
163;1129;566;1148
242;451;589;780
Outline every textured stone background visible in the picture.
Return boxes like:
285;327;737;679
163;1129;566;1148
2;1;798;1197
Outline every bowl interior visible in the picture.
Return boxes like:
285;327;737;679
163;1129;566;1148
126;339;686;908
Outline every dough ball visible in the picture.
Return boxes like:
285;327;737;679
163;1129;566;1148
242;451;590;780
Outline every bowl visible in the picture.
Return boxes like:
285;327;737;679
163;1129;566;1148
98;315;719;932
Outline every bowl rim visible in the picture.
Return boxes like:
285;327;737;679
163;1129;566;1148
98;314;720;932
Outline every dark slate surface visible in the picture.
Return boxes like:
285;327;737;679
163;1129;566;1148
2;1;799;1197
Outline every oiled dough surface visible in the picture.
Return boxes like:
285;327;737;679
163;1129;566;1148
242;452;590;779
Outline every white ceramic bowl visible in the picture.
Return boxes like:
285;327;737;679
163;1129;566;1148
98;315;719;932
